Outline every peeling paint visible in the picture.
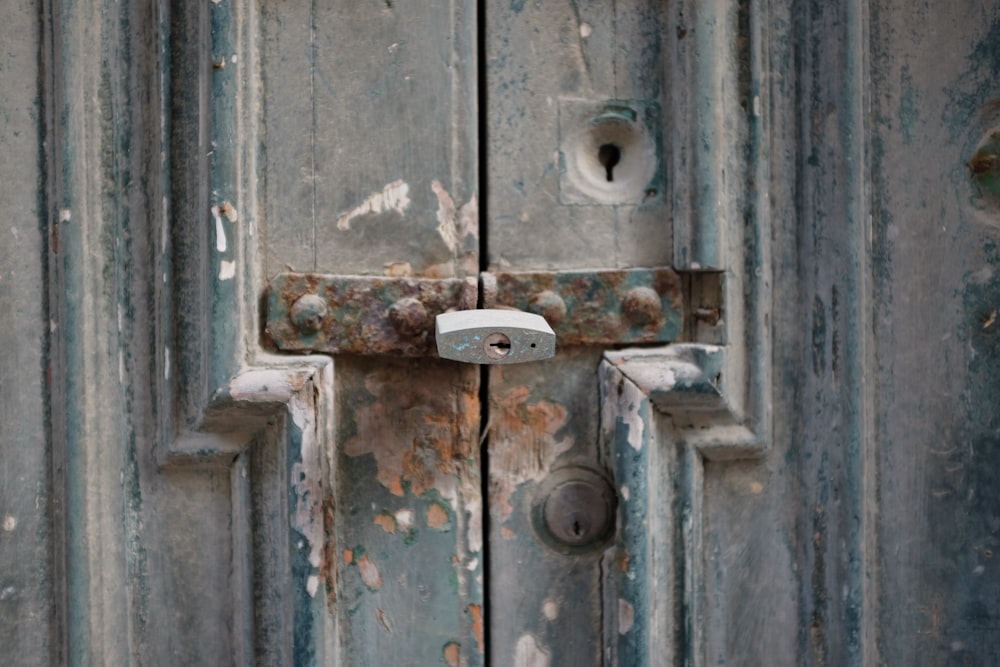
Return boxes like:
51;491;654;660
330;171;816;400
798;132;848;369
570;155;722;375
211;205;227;252
227;368;311;404
219;260;236;280
164;346;170;381
427;503;450;530
394;509;415;530
514;634;551;667
618;598;635;634
542;599;558;620
374;512;397;533
335;180;410;230
2;516;17;532
469;603;484;653
358;555;383;591
431;180;478;275
443;642;460;666
490;385;573;521
343;549;353;565
289;381;325;597
344;365;481;552
306;575;319;597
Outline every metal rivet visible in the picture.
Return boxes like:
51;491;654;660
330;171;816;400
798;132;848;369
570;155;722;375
388;297;430;337
290;294;327;334
527;290;567;327
621;286;662;326
542;476;616;548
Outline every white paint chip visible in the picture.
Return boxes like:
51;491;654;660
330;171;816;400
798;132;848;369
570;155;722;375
211;206;227;252
164;347;170;380
219;260;236;280
395;509;416;530
620;485;630;501
2;516;17;532
514;634;551;667
542;599;558;620
306;575;319;597
580;22;593;37
59;208;71;223
618;598;635;634
336;180;410;230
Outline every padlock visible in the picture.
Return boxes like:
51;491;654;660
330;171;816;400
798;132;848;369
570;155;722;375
435;309;556;364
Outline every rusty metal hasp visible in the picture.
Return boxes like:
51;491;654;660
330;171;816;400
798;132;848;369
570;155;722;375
265;267;683;356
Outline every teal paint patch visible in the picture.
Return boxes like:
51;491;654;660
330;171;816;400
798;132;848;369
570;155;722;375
898;65;918;144
939;238;1000;663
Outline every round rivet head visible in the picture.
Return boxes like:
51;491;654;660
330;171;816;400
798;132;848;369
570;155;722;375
539;470;616;550
388;297;431;338
621;286;663;326
528;290;567;327
290;294;328;334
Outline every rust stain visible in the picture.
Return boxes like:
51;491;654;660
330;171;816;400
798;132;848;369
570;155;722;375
502;526;517;539
489;385;573;522
358;555;383;591
376;608;392;633
374;512;397;533
444;642;461;666
427;503;450;529
468;603;484;653
345;364;481;548
343;548;354;565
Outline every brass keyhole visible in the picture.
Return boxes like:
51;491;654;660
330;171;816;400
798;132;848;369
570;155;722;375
598;143;621;182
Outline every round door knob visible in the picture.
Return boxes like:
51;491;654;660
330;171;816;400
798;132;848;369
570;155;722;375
537;468;617;551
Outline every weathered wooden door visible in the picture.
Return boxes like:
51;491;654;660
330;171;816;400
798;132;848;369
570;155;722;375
7;0;1000;665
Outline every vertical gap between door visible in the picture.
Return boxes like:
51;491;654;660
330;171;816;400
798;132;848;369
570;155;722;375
476;0;492;661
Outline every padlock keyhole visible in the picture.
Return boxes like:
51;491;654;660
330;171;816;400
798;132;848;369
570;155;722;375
598;143;621;182
483;332;512;359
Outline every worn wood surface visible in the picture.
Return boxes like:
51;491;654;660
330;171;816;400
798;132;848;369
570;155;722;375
0;1;52;664
8;0;1000;665
258;2;485;664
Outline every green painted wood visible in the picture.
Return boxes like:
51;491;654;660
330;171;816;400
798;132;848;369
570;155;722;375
868;2;1000;663
257;3;484;664
0;1;53;664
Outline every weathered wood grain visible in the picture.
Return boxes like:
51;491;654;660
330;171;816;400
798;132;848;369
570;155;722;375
262;1;478;279
0;1;53;664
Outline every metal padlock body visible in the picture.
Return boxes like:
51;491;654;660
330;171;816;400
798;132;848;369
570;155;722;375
435;309;556;364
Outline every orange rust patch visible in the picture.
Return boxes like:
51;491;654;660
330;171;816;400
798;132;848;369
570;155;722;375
444;642;461;666
489;385;573;521
344;364;480;499
469;604;484;653
343;548;354;565
501;526;516;539
374;512;397;533
618;548;631;573
358;555;383;591
427;503;450;529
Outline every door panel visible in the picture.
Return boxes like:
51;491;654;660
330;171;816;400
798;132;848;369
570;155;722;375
259;2;484;664
13;0;1000;665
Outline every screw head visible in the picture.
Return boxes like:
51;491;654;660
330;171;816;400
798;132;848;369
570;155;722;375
290;294;328;334
388;297;430;338
621;286;663;326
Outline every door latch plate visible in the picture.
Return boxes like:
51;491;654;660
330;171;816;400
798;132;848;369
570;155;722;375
265;267;683;356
